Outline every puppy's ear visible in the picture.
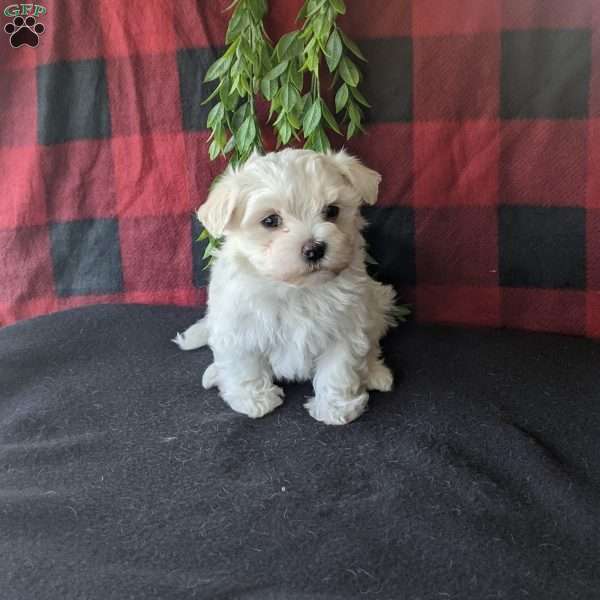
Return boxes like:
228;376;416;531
197;171;238;237
329;149;381;205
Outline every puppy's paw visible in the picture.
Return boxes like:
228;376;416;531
227;385;284;419
367;361;393;392
202;363;218;389
304;393;368;426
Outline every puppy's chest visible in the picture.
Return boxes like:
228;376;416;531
253;298;342;381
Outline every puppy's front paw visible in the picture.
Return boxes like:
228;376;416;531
226;385;284;419
304;393;368;426
367;361;393;392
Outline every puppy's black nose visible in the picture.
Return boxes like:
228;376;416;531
302;240;327;262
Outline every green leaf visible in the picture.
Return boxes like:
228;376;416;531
313;15;330;41
330;0;346;14
279;121;292;144
280;84;301;112
347;120;358;139
287;110;302;129
306;0;327;19
232;102;250;129
204;55;232;82
349;85;371;107
339;29;367;62
325;29;343;72
394;304;412;322
247;0;267;21
201;81;222;106
263;60;289;81
206;102;225;129
209;139;221;160
238;37;259;71
276;31;303;60
347;100;362;125
290;64;304;90
339;56;360;87
320;99;342;134
303;99;322;137
305;126;330;153
223;134;236;154
197;227;210;241
260;77;278;100
237;117;257;153
335;83;349;112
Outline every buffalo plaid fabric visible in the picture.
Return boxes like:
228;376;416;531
1;0;599;338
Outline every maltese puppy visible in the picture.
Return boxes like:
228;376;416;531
174;148;398;425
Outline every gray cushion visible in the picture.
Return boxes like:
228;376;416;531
1;305;599;599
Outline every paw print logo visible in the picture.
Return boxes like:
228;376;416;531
4;15;45;48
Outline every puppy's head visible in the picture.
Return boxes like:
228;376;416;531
198;149;381;286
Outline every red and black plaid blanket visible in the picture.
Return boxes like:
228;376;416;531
1;0;599;337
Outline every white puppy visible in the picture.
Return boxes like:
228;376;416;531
174;148;398;425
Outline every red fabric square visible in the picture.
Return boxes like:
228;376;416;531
40;140;116;222
119;214;192;292
415;207;498;285
35;0;105;64
174;0;227;47
0;146;46;229
98;0;177;57
0;226;53;303
339;0;411;39
586;293;600;338
346;123;413;206
416;285;501;328
112;133;190;218
589;121;600;208
0;67;36;147
413;0;501;36
266;0;304;37
107;53;182;137
501;289;586;336
502;0;594;29
184;132;228;211
501;121;587;207
414;34;500;120
587;209;600;290
414;121;499;207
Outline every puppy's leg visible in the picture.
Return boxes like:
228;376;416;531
214;351;283;419
202;363;218;389
172;318;209;351
305;344;369;425
366;346;393;392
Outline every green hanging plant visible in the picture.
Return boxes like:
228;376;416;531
202;0;272;166
199;0;371;266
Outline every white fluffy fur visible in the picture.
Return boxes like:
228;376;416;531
174;149;398;425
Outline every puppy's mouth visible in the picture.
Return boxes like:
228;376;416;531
285;264;341;287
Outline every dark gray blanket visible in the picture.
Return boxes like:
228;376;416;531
1;305;599;600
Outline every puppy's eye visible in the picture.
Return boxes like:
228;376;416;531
324;205;340;221
261;214;281;228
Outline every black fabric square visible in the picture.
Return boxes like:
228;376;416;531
50;219;123;297
37;59;111;145
501;30;591;119
177;47;220;132
191;216;210;288
360;37;413;123
363;206;416;286
498;206;586;290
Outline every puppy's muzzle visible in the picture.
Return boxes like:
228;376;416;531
302;240;327;263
